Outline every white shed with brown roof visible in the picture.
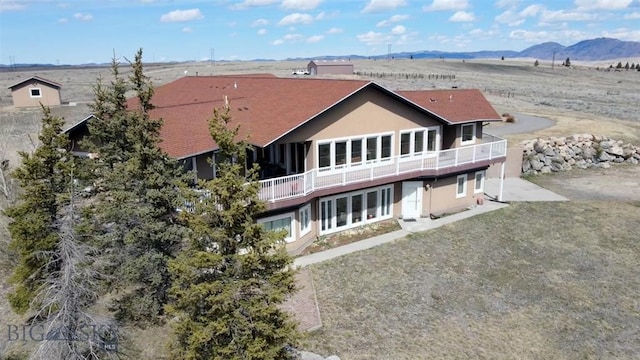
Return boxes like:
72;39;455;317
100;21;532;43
8;76;62;108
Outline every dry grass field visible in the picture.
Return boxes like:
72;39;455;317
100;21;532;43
1;58;640;358
302;199;640;359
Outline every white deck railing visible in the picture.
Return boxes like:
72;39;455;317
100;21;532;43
258;136;507;203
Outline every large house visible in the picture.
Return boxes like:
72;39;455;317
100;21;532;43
8;76;62;108
67;75;507;254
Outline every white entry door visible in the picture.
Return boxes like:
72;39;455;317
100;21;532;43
402;181;423;219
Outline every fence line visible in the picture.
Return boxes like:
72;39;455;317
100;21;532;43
483;88;516;98
354;72;456;80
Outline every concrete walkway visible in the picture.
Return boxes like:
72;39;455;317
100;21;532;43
293;177;567;268
294;201;509;268
485;177;568;202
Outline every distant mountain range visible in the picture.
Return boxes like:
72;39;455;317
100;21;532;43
1;37;639;69
303;37;640;62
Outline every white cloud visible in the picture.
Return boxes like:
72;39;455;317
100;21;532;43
602;27;640;41
362;0;407;13
73;13;93;21
449;11;475;22
495;10;525;26
281;0;322;10
283;33;304;41
257;28;267;35
520;4;544;17
316;11;325;19
423;0;468;11
182;27;192;32
252;18;269;27
272;39;284;45
0;1;26;12
391;25;406;34
377;14;410;27
357;31;388;45
57;18;68;24
574;0;632;10
327;27;343;34
624;11;640;19
540;9;595;22
160;9;203;23
307;35;324;43
278;13;313;25
231;0;279;10
494;0;520;8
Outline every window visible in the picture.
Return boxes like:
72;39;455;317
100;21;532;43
29;88;42;98
351;139;362;164
319;185;393;235
427;129;437;152
335;141;347;167
321;200;332;231
381;187;392;216
414;131;424;155
299;204;311;237
259;213;294;243
400;128;439;158
400;133;411;156
336;197;348;227
352;194;362;224
366;191;378;219
381;135;392;159
366;137;377;161
456;174;467;198
474;171;485;194
318;143;331;168
461;123;476;145
317;133;394;170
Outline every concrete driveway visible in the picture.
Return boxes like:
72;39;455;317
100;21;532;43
484;113;555;136
485;177;568;202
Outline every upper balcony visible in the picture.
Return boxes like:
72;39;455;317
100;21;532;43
258;134;506;207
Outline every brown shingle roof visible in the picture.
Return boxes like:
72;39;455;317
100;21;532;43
139;76;369;158
396;89;501;123
8;76;62;90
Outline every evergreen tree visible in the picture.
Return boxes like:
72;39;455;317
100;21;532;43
624;62;630;70
5;106;74;314
167;105;299;360
616;61;623;69
32;176;117;360
564;57;571;67
534;59;539;67
84;49;188;324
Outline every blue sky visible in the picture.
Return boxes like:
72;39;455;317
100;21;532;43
1;0;639;64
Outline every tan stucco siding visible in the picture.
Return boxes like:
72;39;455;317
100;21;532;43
451;122;484;147
428;173;482;215
278;87;442;169
11;82;61;107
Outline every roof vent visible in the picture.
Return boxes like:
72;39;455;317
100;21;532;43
449;95;453;102
234;81;237;89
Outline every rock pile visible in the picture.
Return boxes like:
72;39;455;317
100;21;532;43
521;134;640;175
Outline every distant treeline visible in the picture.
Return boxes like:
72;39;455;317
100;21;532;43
355;71;456;80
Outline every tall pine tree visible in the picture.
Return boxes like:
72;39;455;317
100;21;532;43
84;49;188;324
5;106;75;314
166;105;300;360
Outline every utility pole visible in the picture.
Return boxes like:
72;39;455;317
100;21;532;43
552;51;556;69
387;43;392;61
210;48;214;66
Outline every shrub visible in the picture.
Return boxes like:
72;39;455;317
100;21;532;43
505;115;516;123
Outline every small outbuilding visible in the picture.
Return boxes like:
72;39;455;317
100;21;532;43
307;60;354;76
8;76;62;108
